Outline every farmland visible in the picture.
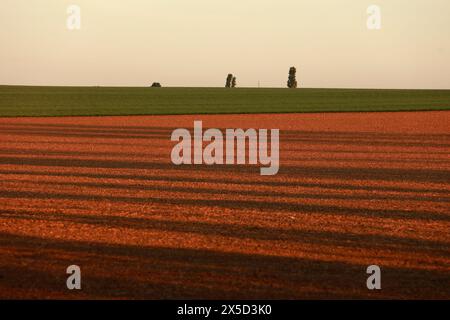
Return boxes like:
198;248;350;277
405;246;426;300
1;86;450;117
0;111;449;299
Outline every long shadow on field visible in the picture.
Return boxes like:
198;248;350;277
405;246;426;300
1;189;449;222
1;169;448;195
280;131;450;148
285;156;450;165
0;155;449;183
285;148;450;155
3;122;450;140
1;123;450;147
2;147;450;166
1;209;449;256
0;156;249;172
0;232;449;299
0;127;170;140
3;178;449;204
0;122;175;132
2;145;450;157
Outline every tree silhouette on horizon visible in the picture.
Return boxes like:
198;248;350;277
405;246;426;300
231;76;237;88
287;67;298;88
225;74;233;88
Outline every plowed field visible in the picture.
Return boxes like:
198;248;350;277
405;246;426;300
0;111;449;299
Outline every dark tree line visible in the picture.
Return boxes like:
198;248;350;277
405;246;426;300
225;67;298;89
152;67;299;89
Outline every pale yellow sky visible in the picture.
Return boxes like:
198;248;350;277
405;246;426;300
1;0;449;88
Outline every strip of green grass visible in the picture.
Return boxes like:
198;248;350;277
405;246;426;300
0;86;449;117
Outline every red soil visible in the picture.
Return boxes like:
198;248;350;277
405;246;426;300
0;111;449;299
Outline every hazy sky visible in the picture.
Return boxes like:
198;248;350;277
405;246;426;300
1;0;449;89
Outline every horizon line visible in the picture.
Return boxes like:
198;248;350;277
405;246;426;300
1;84;450;91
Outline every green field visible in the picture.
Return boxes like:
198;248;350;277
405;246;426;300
1;85;449;117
